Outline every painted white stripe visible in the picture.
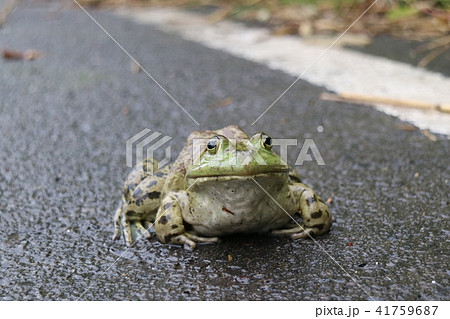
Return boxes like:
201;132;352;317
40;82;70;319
117;8;450;136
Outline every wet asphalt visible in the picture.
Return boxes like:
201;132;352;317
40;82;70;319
0;0;448;300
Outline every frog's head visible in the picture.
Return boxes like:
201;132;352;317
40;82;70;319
186;132;289;180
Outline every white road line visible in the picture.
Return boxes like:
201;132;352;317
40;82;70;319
251;0;379;125
117;7;450;136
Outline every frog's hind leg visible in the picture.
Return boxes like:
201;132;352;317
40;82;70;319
114;159;168;246
121;208;133;246
120;179;164;246
113;197;152;244
113;199;125;240
113;159;156;241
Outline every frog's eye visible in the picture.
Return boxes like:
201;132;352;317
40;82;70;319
206;136;220;154
261;133;272;150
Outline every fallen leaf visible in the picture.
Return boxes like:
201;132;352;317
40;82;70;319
2;49;42;61
209;97;233;109
227;254;232;262
23;49;42;60
130;61;141;74
421;129;438;142
396;124;418;131
2;49;23;60
298;20;313;38
255;8;271;22
272;23;299;36
207;6;232;24
121;107;130;115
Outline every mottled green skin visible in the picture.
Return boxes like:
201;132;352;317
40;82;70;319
114;125;332;249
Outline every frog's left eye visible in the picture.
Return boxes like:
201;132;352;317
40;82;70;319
261;133;272;150
206;136;220;154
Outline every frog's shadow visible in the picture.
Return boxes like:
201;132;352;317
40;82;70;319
119;220;319;262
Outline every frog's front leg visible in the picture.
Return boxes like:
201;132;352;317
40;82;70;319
155;191;219;249
273;182;331;239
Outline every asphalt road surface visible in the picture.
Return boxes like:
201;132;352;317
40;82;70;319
0;0;448;300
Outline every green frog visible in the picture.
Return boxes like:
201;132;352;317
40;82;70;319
113;125;331;249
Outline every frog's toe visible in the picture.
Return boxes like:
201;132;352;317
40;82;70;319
290;228;315;240
272;225;315;239
113;206;123;240
143;221;155;234
185;232;219;243
135;221;152;240
112;228;121;240
272;225;303;235
174;235;197;250
170;233;219;249
112;222;121;240
121;219;134;246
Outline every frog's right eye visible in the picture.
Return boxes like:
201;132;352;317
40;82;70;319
261;133;273;150
206;136;220;154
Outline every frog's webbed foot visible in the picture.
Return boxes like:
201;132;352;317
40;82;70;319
113;204;123;241
173;232;219;250
122;217;133;246
272;225;315;239
118;218;154;247
134;221;152;240
279;182;332;240
113;201;154;246
184;232;219;243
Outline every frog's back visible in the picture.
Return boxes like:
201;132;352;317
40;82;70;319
186;125;247;142
213;125;248;140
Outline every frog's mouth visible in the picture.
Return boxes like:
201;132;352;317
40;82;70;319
186;165;289;179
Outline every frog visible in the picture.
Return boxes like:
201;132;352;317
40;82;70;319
113;125;331;249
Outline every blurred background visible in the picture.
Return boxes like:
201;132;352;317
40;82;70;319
77;0;450;73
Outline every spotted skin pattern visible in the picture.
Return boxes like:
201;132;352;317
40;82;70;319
113;159;168;244
272;182;331;239
113;126;332;249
